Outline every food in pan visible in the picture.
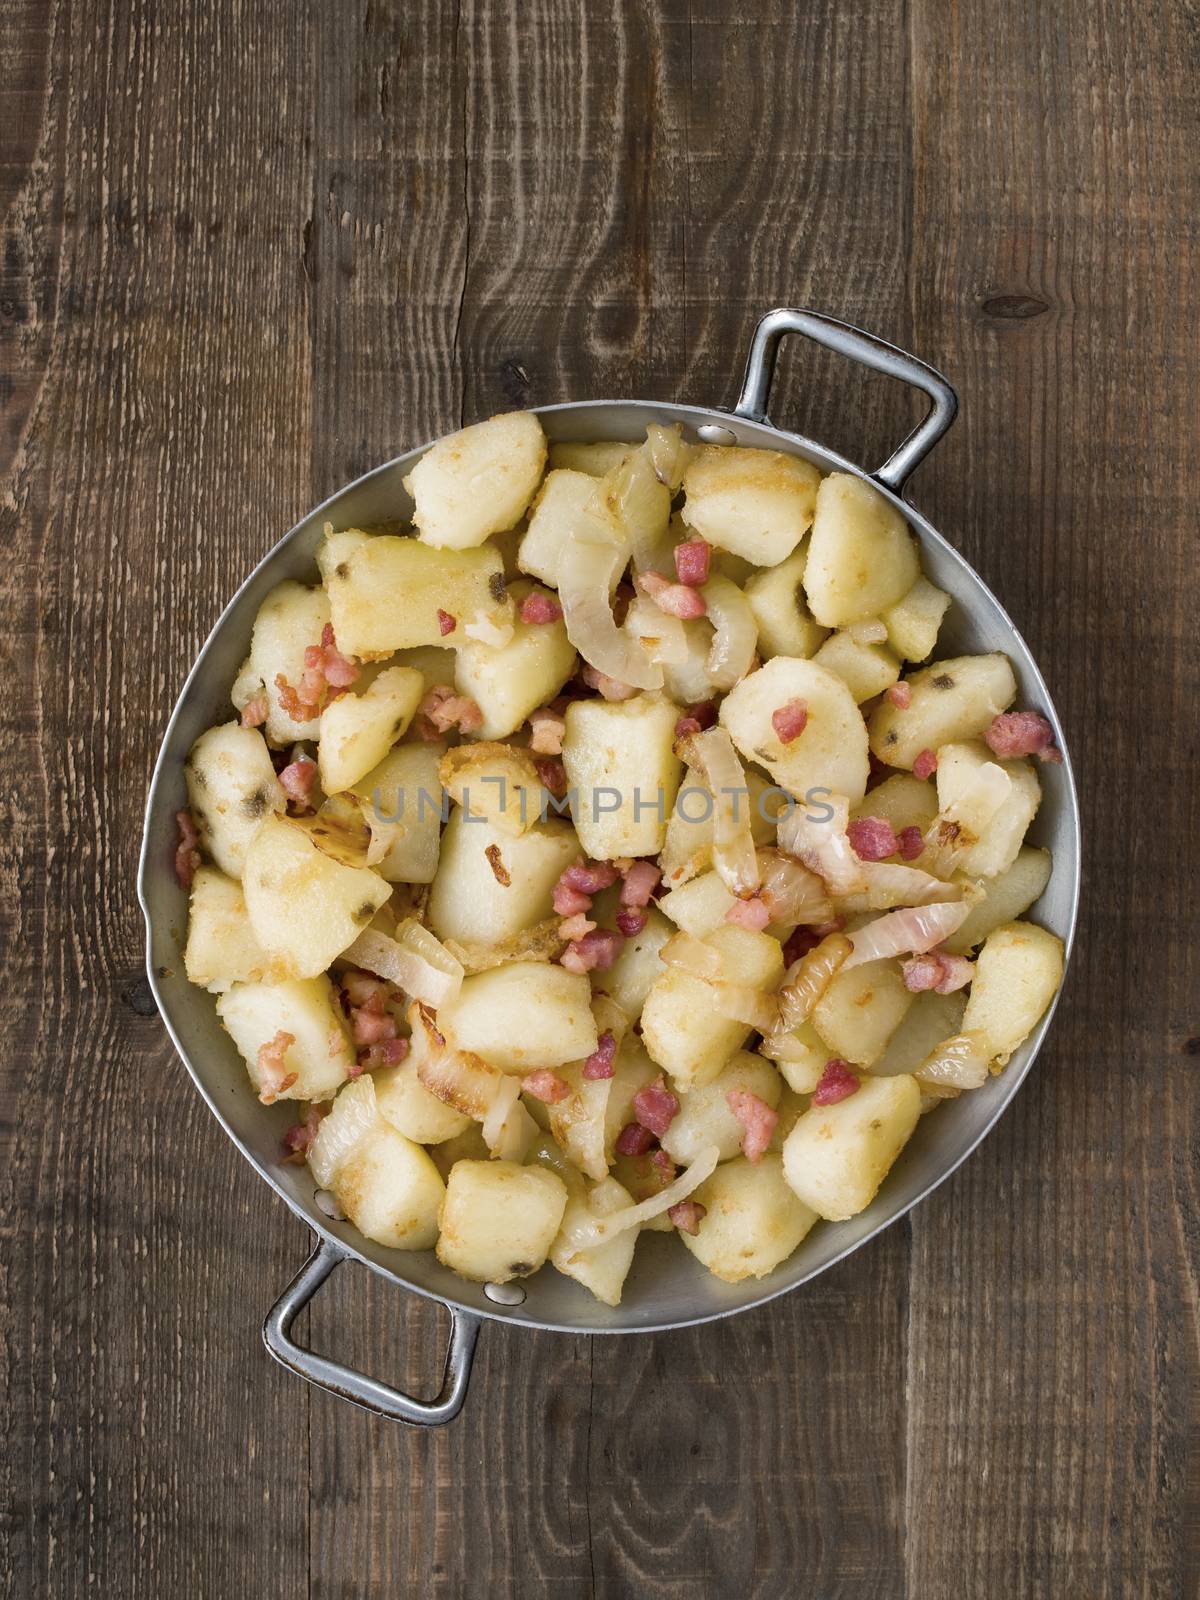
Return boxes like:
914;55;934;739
176;411;1066;1305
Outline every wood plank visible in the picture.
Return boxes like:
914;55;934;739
905;1;1200;1594
0;0;316;1592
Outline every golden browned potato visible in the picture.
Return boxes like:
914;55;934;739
436;1160;568;1282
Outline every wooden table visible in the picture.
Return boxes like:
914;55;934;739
3;1;1196;1594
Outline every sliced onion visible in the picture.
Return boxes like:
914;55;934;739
365;817;404;867
463;608;515;648
703;576;758;689
847;618;888;645
661;930;723;981
922;762;1012;879
308;1078;377;1189
442;918;566;975
777;794;868;896
345;920;464;1007
599;440;672;572
411;1005;503;1119
683;726;759;896
711;983;780;1032
560;528;662;689
482;1073;522;1150
624;594;689;665
756;848;834;924
841;901;971;970
835;860;967;913
646;421;691;493
558;1145;720;1251
914;1029;992;1091
766;931;853;1049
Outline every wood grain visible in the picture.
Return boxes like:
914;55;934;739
0;0;1195;1595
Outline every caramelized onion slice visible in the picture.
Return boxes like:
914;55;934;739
766;931;853;1050
308;1077;377;1190
680;726;760;897
777;794;868;897
560;527;663;689
710;984;780;1033
921;761;1012;879
661;930;724;981
703;576;758;690
559;1145;720;1251
345;920;464;1007
841;901;970;970
914;1029;993;1091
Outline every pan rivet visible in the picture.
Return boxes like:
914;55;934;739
697;423;737;445
484;1281;527;1307
314;1189;345;1221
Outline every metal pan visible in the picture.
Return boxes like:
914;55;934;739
138;308;1081;1425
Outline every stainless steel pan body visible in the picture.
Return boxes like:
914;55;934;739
138;310;1081;1424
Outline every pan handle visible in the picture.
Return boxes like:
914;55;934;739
732;307;958;495
262;1237;481;1426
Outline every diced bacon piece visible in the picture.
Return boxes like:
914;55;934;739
674;539;712;587
351;1007;398;1047
668;1199;707;1235
318;625;360;689
984;710;1062;764
256;1030;298;1104
632;1076;680;1137
562;861;621;895
901;954;944;993
553;883;593;918
812;1058;860;1106
535;757;568;797
615;1121;656;1157
847;817;901;861
902;951;976;994
726;1089;779;1163
897;825;925;861
282;1101;330;1161
274;672;318;723
558;913;596;942
582;663;638;701
279;757;318;806
675;700;718;740
174;809;201;889
615;908;648;937
725;896;771;931
636;570;708;619
885;681;913;709
436;608;457;636
934;954;975;994
912;747;939;780
359;1036;411;1072
522;1069;571;1104
528;707;567;755
771;698;809;744
582;1030;617;1080
620;859;661;909
240;691;269;728
417;684;484;735
519;591;564;625
560;928;624;974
